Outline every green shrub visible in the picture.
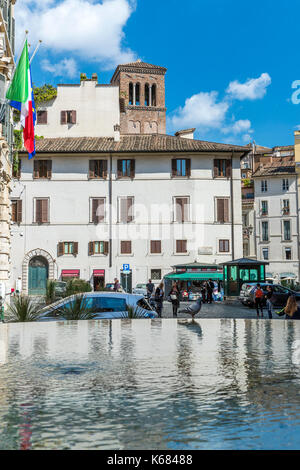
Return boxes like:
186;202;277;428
7;296;41;322
65;279;92;297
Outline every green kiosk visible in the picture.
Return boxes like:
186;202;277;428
221;258;269;298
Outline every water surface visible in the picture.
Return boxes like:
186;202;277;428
0;319;299;450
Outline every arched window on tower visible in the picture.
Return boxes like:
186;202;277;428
152;84;157;107
145;84;150;107
129;83;133;105
136;83;140;106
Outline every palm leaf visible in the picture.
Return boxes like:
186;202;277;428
7;296;41;322
51;294;98;320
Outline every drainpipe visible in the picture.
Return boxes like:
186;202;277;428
230;152;235;260
295;175;300;282
109;154;113;269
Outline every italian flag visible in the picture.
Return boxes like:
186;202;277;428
6;40;36;159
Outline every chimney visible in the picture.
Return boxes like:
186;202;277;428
114;124;120;142
175;128;196;140
91;73;98;83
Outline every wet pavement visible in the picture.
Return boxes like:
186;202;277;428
161;301;285;320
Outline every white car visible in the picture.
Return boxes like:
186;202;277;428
37;293;157;321
132;283;148;297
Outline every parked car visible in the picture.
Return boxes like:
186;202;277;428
239;283;300;307
37;293;157;321
132;284;148;297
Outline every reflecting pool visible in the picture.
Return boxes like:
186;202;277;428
0;319;299;450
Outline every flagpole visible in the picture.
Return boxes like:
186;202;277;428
14;30;29;69
29;40;42;66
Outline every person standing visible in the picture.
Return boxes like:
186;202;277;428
113;278;121;292
168;282;180;317
283;296;300;320
146;279;155;299
201;282;207;304
254;283;264;318
207;279;214;304
155;282;164;318
265;285;274;319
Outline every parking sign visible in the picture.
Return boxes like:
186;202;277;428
123;264;130;273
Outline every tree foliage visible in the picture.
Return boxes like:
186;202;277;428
33;84;57;108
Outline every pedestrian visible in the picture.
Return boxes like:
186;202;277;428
254;283;264;318
113;278;121;292
168;282;180;317
155;282;164;317
265;285;274;319
201;282;207;304
207;279;214;304
146;279;155;299
283;295;300;320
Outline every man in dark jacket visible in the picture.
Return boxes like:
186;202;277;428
207;279;214;304
146;279;155;299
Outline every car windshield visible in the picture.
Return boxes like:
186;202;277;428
137;299;152;311
85;296;127;312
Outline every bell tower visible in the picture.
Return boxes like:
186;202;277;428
111;60;167;135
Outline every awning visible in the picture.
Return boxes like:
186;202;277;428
93;269;105;277
61;270;80;278
165;272;223;281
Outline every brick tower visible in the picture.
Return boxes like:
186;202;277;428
110;60;167;135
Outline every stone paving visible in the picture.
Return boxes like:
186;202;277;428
160;300;285;320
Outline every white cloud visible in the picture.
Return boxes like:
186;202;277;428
41;58;78;78
226;73;271;100
169;91;229;131
15;0;137;69
222;119;253;135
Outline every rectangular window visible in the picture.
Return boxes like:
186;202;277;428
61;110;76;124
285;247;292;260
121;241;132;255
174;197;190;222
214;159;231;178
262;221;269;242
262;248;269;260
216;198;230;223
176;240;187;254
58;242;79;256
89;241;109;256
283;200;290;215
219;239;230;253
150;241;161;254
171;159;191;177
117;159;135;178
261;200;268;216
151;269;161;281
11;199;22;223
91;198;105;224
261;180;268;192
33;160;52;179
89;160;108;179
283;220;291;241
283;179;289;191
37;110;47;125
12;158;21;179
35;199;49;224
119;197;134;223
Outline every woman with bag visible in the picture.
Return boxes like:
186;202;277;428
168;282;180;317
155;282;164;318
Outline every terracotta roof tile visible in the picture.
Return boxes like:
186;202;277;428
253;161;296;177
22;135;249;155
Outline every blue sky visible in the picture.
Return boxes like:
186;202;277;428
16;0;300;147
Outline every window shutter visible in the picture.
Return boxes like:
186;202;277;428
104;241;109;256
41;199;48;223
71;110;77;124
130;159;135;178
58;242;64;257
176;198;183;222
182;240;187;253
186;159;191;177
172;159;177;177
33;160;39;179
61;111;67;124
176;240;181;253
88;242;94;256
73;242;79;255
92;199;98;223
36;199;42;223
127;197;133;223
226;160;232;178
103;160;108;179
89;160;95;179
224;199;229;223
16;200;22;223
217;199;225;223
47;160;52;179
117;160;122;178
214;160;218;178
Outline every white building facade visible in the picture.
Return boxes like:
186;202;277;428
254;161;300;282
10;135;246;294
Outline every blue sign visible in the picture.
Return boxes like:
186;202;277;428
123;264;130;272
